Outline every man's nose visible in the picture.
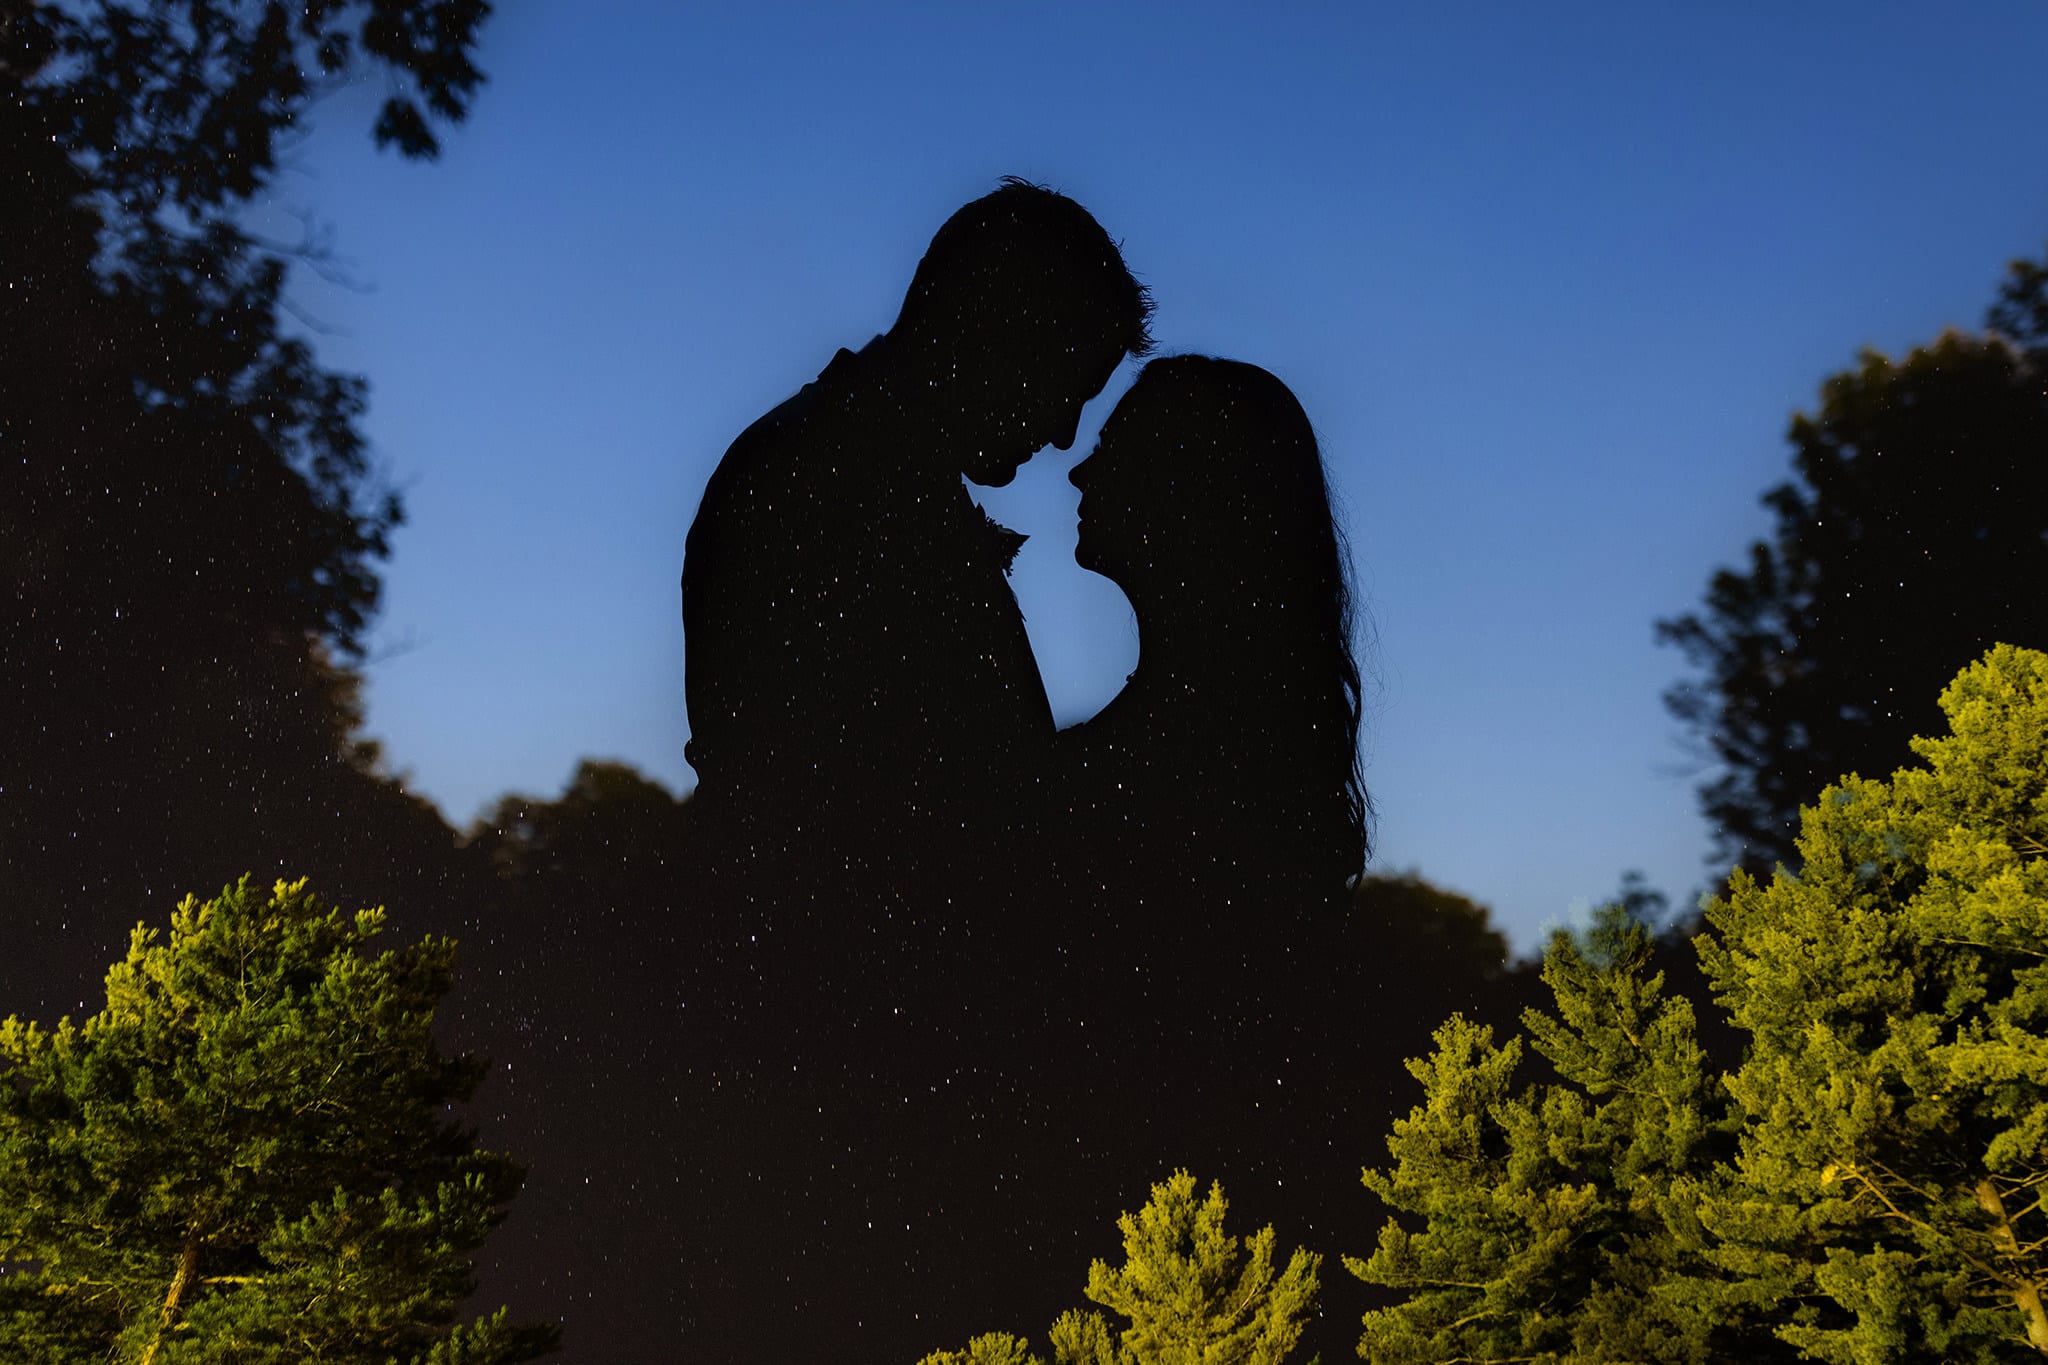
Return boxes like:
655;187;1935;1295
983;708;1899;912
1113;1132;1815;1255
1068;456;1091;489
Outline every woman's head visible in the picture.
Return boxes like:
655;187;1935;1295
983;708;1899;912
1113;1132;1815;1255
1072;357;1324;591
1069;354;1371;875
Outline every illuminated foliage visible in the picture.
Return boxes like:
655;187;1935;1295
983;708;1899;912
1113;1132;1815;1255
1356;647;2048;1362
918;1333;1049;1365
918;1171;1320;1365
0;877;556;1363
1700;643;2048;1361
1349;905;1764;1364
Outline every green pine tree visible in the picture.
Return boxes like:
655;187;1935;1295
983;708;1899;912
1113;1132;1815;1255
0;876;558;1364
1353;645;2048;1363
918;1332;1050;1365
918;1170;1320;1365
1698;642;2048;1362
1349;903;1776;1364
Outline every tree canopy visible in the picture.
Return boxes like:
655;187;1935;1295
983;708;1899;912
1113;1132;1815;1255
1350;904;1758;1364
1659;250;2048;876
1698;643;2048;1361
1356;646;2048;1362
5;0;491;667
917;1170;1321;1365
0;875;556;1363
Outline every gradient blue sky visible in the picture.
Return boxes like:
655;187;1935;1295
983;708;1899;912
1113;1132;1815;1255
266;2;2048;953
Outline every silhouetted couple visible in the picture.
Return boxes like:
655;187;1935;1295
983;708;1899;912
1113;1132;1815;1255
673;181;1370;1360
682;179;1365;941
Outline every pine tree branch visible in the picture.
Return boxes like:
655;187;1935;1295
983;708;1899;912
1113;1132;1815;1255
1380;1275;1499;1291
1925;936;2048;960
35;1276;120;1294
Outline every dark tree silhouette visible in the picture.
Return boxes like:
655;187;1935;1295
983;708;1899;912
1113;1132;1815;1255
1989;241;2048;359
1658;248;2048;876
1;0;492;1011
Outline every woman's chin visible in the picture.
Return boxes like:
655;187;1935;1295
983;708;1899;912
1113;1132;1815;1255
1072;539;1118;580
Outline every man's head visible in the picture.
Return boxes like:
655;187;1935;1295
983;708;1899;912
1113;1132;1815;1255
891;178;1153;485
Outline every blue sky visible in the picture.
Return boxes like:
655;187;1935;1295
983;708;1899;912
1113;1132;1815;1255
268;2;2048;953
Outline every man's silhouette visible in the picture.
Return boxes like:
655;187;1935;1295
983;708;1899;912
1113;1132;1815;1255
681;178;1151;861
670;179;1151;1362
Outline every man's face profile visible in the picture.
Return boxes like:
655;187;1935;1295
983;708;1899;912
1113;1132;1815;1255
960;340;1126;488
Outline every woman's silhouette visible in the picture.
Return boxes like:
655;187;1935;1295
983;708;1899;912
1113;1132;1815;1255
1035;357;1372;1251
1059;354;1368;915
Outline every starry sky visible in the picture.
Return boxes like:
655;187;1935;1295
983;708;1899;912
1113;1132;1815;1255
263;1;2048;953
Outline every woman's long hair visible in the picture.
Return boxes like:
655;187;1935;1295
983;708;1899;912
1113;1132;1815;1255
1112;355;1371;881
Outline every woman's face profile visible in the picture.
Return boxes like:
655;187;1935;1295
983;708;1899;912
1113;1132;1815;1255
1068;400;1150;583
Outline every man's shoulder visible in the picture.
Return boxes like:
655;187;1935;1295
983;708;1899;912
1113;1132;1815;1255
709;381;819;487
685;345;901;608
697;346;889;506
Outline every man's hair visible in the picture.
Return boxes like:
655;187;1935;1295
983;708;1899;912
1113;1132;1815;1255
894;177;1154;357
